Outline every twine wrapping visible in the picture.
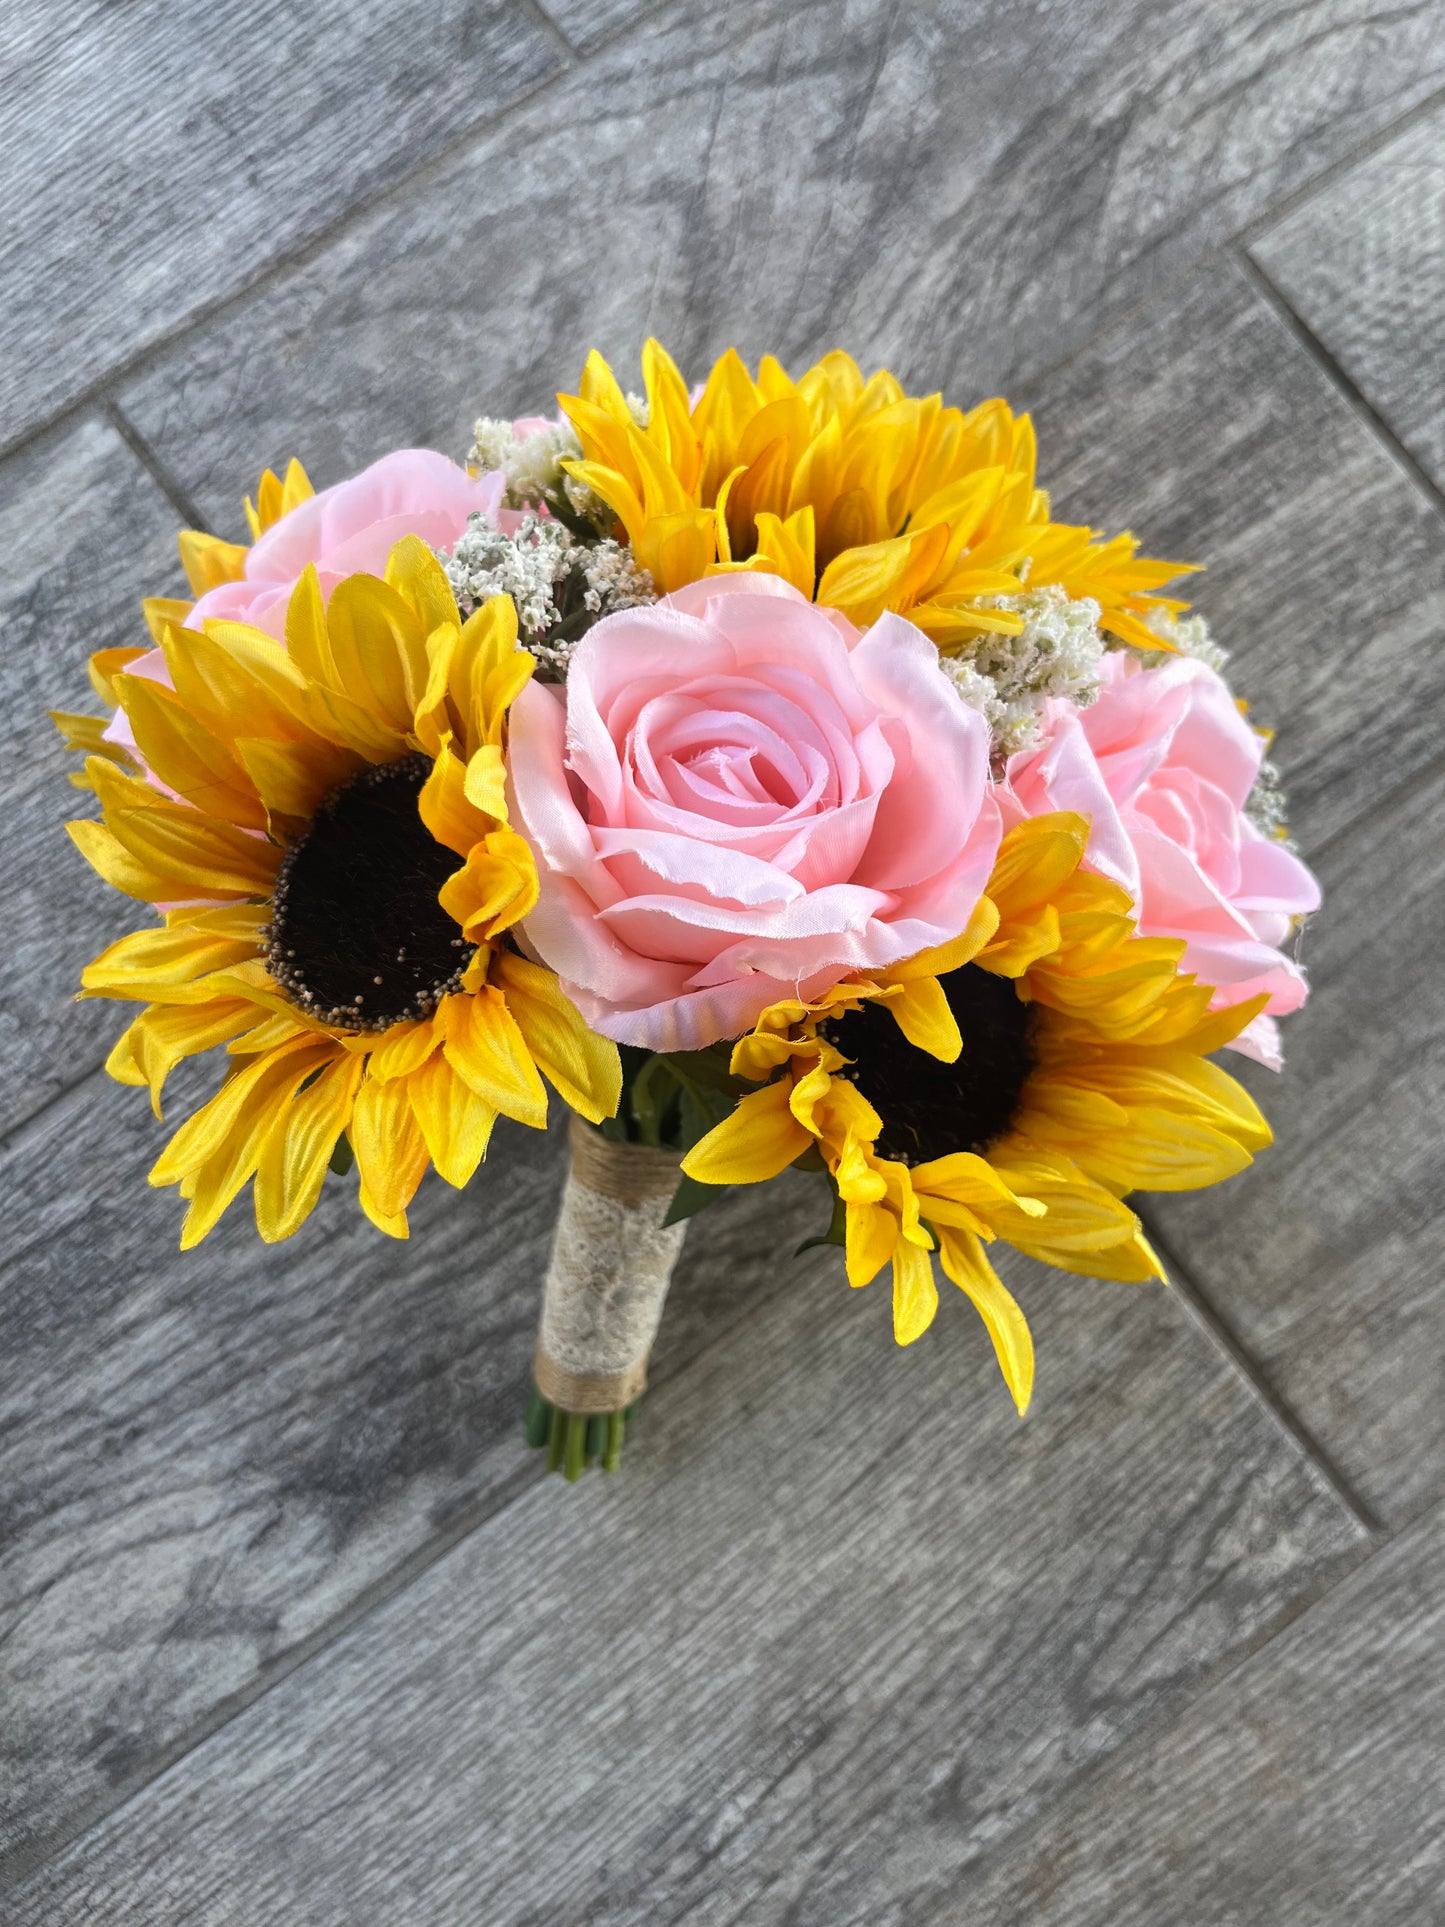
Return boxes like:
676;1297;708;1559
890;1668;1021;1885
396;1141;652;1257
534;1116;687;1414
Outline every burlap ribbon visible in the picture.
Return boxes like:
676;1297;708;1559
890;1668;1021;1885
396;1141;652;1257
533;1115;687;1414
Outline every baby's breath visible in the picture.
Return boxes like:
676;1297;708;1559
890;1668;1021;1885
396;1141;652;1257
1133;605;1230;671
467;417;584;511
943;586;1105;755
438;514;655;678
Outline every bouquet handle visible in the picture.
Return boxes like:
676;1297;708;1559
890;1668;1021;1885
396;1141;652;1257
525;1115;686;1476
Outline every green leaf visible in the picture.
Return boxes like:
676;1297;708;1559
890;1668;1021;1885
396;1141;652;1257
658;1044;749;1103
630;1053;679;1147
328;1132;355;1177
676;1083;716;1154
662;1171;727;1227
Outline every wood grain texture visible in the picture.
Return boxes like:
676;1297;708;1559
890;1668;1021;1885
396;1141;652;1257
1146;760;1445;1530
0;418;185;1135
1021;254;1445;850
918;1498;1445;1927
0;1071;824;1870
538;0;654;53
113;0;1445;536
1252;103;1445;494
0;1;561;448
4;1248;1365;1924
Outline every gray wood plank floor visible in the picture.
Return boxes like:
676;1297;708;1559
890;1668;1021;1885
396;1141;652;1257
0;2;561;450
926;1499;1445;1927
3;0;1444;1917
6;1264;1367;1924
1252;101;1445;496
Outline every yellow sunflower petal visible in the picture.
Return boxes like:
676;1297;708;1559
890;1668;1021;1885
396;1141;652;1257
158;1040;336;1247
751;506;816;598
124;998;259;1116
891;1237;939;1345
418;739;489;857
324;573;428;734
49;709;134;770
232;733;362;826
438;828;538;941
910;1149;1044;1223
439;986;547;1130
358;1179;411;1240
177;529;248;597
142;597;193;646
845;1192;897;1288
365;1015;441;1083
385;534;461;643
351;1070;431;1219
681;1079;811;1185
406;1049;497;1188
114;673;267;829
462;743;509;821
151;1034;328;1188
883;973;962;1062
936;1228;1034;1413
104;1018;148;1088
80;908;265;1003
976;903;1061;978
107;805;278;899
491;950;621;1124
882;896;1001;984
985;813;1089;919
254;1054;363;1242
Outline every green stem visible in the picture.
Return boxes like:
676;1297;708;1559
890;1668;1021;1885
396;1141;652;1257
522;1379;639;1478
562;1412;589;1482
545;1405;567;1474
523;1384;551;1449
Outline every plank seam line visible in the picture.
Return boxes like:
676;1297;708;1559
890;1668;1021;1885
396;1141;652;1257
0;1454;540;1900
0;0;692;478
512;0;583;61
871;1509;1421;1921
1236;76;1445;250
1015;77;1445;406
102;399;208;533
1236;247;1445;523
0;53;576;477
0;1241;787;1897
1139;1209;1387;1538
2;20;1441;480
0;1191;1391;1889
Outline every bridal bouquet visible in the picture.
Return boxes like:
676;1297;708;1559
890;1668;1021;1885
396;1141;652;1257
56;343;1319;1478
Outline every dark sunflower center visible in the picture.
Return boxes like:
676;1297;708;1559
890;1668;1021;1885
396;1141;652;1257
267;754;467;1032
826;964;1035;1165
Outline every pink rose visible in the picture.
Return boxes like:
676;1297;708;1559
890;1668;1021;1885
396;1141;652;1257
186;448;498;638
507;574;1001;1051
1004;651;1321;1068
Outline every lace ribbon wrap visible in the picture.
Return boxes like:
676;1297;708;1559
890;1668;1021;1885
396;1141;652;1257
534;1116;687;1414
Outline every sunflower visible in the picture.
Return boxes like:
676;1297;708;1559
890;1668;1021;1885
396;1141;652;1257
557;341;1196;651
61;534;620;1248
681;813;1271;1411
